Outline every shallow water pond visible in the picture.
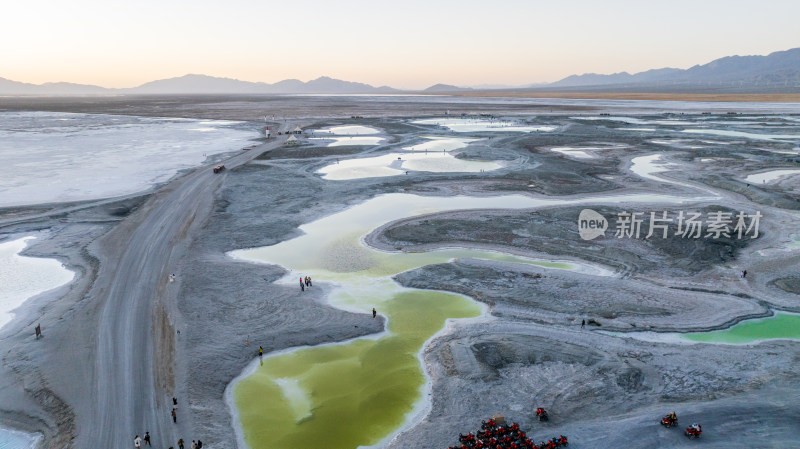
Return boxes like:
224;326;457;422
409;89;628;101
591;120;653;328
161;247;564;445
309;136;385;147
685;312;800;344
0;236;74;330
412;118;554;133
683;128;800;141
235;290;480;449
403;136;477;152
744;169;800;184
229;191;693;448
550;146;602;159
317;152;502;180
0;429;38;449
317;136;499;180
312;125;381;135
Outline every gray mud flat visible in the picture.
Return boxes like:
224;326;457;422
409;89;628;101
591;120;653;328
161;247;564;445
0;97;799;449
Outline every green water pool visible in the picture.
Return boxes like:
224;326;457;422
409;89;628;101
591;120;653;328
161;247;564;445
231;240;558;449
685;312;800;344
235;290;480;449
228;192;677;449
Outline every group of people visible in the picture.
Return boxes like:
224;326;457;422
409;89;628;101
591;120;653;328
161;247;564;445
133;397;204;449
171;396;179;423
134;434;202;449
134;434;203;449
300;275;313;291
448;418;568;449
661;411;702;439
133;432;150;447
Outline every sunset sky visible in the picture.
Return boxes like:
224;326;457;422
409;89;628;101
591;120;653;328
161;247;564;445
2;0;798;89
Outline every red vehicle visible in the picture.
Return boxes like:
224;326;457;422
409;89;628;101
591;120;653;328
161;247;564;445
660;412;678;428
536;408;549;422
685;423;702;439
213;164;226;174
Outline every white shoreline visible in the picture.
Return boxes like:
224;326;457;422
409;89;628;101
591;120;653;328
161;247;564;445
0;235;74;332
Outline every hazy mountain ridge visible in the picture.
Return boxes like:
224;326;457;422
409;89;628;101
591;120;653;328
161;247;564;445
552;68;684;87
549;48;800;89
0;74;399;95
423;84;473;92
3;47;799;95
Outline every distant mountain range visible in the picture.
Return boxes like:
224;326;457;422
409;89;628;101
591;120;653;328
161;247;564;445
2;48;799;95
0;74;399;96
423;84;474;93
543;47;800;92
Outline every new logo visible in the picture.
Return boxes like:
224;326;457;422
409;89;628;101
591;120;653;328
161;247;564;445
578;209;607;240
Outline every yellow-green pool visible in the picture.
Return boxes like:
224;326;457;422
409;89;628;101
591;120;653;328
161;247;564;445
235;290;480;449
228;193;662;449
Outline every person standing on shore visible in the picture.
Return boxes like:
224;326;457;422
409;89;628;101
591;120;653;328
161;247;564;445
581;319;585;328
372;308;377;318
300;278;305;291
259;346;263;357
191;441;197;449
143;431;151;446
178;438;184;449
134;435;141;448
172;408;177;423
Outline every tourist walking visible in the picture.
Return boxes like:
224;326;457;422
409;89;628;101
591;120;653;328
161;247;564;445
178;438;184;449
373;308;376;318
134;435;141;448
259;346;263;357
581;319;585;328
300;278;305;291
191;441;197;449
143;431;151;446
172;408;177;423
308;276;312;287
173;397;178;406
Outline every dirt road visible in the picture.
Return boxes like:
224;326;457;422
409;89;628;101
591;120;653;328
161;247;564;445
86;129;288;447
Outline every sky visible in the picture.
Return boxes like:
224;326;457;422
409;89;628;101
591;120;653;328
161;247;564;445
2;0;799;89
